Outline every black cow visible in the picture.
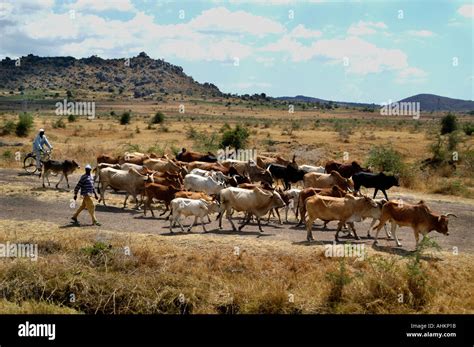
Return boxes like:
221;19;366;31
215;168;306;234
267;163;305;190
352;172;399;200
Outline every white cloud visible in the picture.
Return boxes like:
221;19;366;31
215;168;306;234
233;81;272;89
347;21;387;36
395;67;428;84
188;7;285;36
289;24;322;39
457;4;473;18
69;0;135;12
406;30;435;37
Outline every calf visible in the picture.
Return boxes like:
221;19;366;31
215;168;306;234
184;174;226;195
267;163;305;190
41;159;80;189
296;185;346;226
169;198;220;233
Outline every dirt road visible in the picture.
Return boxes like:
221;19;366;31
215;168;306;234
0;168;472;254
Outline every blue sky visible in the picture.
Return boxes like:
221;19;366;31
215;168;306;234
0;0;472;103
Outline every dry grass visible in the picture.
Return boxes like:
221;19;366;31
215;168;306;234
0;219;472;314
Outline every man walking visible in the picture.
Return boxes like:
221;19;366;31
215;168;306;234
71;164;101;226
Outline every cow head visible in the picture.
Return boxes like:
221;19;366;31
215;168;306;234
435;213;457;235
271;191;286;209
390;175;400;187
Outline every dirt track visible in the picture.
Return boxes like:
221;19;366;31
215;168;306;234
0;168;472;254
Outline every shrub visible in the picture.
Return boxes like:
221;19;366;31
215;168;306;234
52;118;66;129
150;111;165;124
15;113;34;137
1;120;16;135
440;113;457;135
221;124;249;150
463;123;474;136
120;111;131;125
365;144;404;174
67;114;77;122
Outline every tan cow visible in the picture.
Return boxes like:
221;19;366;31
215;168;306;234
143;158;182;174
218;187;285;232
305;194;378;242
373;200;457;247
303;171;353;191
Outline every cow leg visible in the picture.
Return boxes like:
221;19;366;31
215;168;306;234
414;229;420;248
159;203;169;216
349;222;359;240
225;208;237;231
56;173;64;189
275;208;282;225
385;223;392;239
285;205;289;223
169;215;174;233
335;222;343;242
382;189;389;201
122;193;130;208
238;214;251;231
391;222;401;247
187;216;198;232
207;215;211;223
100;183;107;206
373;189;379;199
367;218;377;238
176;217;186;232
257;217;264;232
201;217;208;233
305;217;315;242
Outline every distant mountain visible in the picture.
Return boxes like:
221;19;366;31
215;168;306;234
397;94;474;112
0;52;222;98
275;95;378;108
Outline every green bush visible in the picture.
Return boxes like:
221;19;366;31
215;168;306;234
440;113;457;135
463;123;474;136
150;111;165;124
365;144;404;174
67;114;77;122
120;111;131;125
15;113;34;137
221;124;250;150
1;120;16;135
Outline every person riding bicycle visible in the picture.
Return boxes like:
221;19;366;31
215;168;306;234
32;128;53;170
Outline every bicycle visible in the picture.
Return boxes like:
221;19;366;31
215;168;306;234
23;149;51;175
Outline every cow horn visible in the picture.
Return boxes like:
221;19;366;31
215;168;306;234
445;213;458;218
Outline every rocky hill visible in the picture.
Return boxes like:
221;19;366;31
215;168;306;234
397;94;474;112
0;52;221;98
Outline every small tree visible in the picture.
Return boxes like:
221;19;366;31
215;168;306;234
68;114;77;122
151;111;165;124
15;113;34;137
221;124;249;150
440;113;457;135
120;111;131;125
66;90;73;99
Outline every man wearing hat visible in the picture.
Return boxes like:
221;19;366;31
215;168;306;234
32;128;53;170
71;164;101;226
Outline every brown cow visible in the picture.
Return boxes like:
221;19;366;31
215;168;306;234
325;160;368;179
373;200;457;247
256;155;294;169
296;185;347;226
187;161;229;174
176;148;217;162
143;183;181;218
303;171;353;191
97;154;119;164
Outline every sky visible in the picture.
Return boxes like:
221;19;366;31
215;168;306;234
0;0;472;103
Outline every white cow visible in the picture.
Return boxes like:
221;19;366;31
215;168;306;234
98;167;152;208
184;174;225;195
189;168;229;184
299;165;326;174
121;162;144;171
218;187;285;232
169;198;220;233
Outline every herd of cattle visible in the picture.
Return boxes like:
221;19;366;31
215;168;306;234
40;147;457;247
